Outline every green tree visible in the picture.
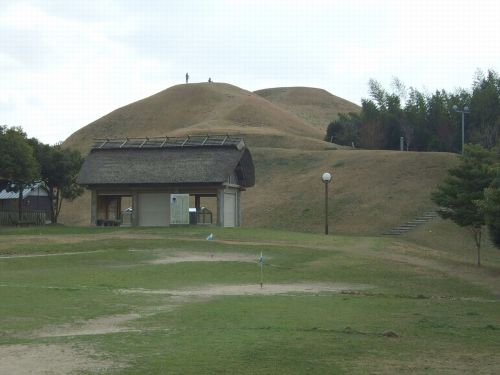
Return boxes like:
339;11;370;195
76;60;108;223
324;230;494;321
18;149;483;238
358;99;385;149
0;126;40;220
426;90;456;151
431;144;496;266
481;179;500;249
448;89;471;153
469;70;500;149
362;79;404;150
28;139;84;223
325;75;489;152
403;87;427;150
325;112;360;147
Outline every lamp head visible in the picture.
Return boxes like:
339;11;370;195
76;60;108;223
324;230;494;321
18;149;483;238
322;172;332;183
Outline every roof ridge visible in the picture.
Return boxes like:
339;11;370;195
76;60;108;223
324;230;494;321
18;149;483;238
92;135;245;150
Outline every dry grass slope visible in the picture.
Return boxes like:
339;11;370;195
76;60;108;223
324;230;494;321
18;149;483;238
255;87;361;132
60;82;457;235
243;148;457;235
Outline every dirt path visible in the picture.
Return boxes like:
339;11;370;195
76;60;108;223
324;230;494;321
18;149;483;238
119;282;370;297
0;344;117;375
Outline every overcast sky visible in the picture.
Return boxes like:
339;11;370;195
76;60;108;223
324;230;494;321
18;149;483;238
1;0;500;144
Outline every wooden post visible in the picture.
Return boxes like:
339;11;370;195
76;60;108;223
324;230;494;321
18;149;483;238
217;189;224;226
90;190;97;225
131;192;139;227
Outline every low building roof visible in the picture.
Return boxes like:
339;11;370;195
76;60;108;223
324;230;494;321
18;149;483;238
77;138;255;187
0;182;48;200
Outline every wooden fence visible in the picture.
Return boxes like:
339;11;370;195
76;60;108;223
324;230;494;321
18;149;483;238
0;210;48;226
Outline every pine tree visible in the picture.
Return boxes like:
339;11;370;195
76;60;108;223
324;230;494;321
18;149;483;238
431;144;496;266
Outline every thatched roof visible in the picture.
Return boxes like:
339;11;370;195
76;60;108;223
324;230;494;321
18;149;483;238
77;143;255;188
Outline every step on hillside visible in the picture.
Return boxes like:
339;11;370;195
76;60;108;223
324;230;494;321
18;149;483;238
383;210;439;236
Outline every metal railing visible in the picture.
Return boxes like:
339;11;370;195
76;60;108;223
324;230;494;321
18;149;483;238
92;134;245;150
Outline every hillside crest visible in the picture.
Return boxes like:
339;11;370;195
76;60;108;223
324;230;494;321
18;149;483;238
64;82;353;152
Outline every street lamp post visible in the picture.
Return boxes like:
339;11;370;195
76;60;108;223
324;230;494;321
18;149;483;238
321;172;332;235
452;105;470;154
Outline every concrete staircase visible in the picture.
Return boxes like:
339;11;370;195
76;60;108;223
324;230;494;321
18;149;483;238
383;210;439;236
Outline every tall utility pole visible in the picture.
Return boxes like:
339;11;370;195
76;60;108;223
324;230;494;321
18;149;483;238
453;105;470;154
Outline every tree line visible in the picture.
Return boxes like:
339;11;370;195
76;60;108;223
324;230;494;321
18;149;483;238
0;126;83;223
326;69;500;152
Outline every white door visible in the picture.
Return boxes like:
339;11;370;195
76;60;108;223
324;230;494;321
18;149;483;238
170;194;189;225
138;193;170;226
224;193;236;227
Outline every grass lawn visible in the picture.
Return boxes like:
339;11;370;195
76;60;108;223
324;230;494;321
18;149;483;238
0;226;499;374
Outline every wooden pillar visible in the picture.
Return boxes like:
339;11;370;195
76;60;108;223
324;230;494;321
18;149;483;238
131;192;139;227
117;197;121;220
90;190;97;225
216;188;224;226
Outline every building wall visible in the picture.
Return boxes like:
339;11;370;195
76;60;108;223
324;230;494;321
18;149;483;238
222;186;240;227
89;184;243;227
223;191;236;227
138;192;170;226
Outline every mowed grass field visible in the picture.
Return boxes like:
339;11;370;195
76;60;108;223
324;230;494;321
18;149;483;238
1;225;499;374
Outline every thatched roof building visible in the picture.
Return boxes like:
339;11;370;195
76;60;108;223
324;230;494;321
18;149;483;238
77;135;255;227
78;145;254;186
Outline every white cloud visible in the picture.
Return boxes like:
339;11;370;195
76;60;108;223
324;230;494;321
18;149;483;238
1;0;499;143
0;1;173;143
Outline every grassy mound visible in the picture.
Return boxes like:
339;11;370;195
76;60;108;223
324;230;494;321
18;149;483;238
64;83;328;153
255;86;360;132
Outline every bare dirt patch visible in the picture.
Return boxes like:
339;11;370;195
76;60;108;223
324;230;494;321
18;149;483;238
34;313;142;338
0;344;117;375
144;251;260;265
31;304;181;340
28;282;361;341
22;283;367;340
120;282;370;297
